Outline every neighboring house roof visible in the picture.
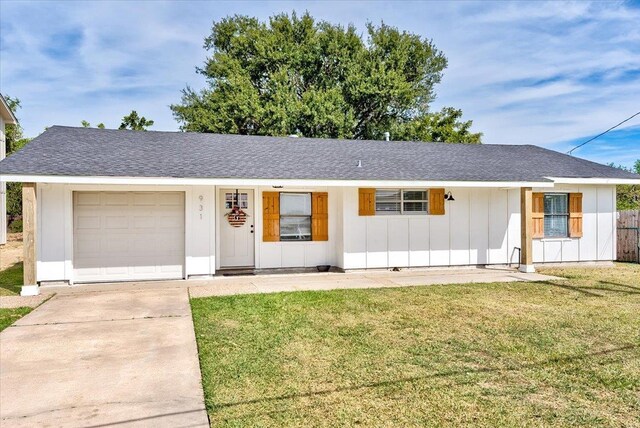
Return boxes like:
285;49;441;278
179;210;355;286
0;94;18;125
0;125;638;183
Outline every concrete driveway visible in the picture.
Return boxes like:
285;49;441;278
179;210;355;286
0;288;209;427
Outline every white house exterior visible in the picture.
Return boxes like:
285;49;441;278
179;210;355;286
0;94;19;245
0;126;638;295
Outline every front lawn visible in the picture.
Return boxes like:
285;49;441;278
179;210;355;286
0;307;32;332
0;262;23;296
191;263;640;427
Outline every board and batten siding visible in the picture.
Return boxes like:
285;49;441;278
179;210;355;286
341;185;616;269
253;186;339;269
33;183;616;283
342;187;522;269
532;185;616;263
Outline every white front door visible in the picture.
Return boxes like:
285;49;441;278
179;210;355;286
220;189;255;267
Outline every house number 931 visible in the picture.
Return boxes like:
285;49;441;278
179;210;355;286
199;195;204;220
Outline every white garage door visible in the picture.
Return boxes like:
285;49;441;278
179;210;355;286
73;192;185;282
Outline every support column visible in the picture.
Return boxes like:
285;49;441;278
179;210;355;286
21;182;39;296
519;187;535;273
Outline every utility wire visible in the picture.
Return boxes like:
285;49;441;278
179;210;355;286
567;111;640;155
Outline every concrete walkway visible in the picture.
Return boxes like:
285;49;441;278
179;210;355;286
0;288;209;427
191;266;558;298
36;266;558;298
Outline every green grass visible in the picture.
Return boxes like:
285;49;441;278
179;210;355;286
0;262;23;296
0;262;30;330
191;263;640;427
0;307;31;331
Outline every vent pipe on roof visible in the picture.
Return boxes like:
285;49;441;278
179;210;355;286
383;132;390;141
356;160;362;168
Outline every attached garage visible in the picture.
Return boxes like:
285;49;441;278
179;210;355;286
73;191;185;282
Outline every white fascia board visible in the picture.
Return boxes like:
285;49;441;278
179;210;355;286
0;95;18;124
548;177;640;185
0;174;556;188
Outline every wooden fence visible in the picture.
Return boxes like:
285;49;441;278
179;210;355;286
617;210;639;263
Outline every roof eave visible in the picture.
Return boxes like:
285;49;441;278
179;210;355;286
0;174;556;188
547;177;640;185
0;94;18;124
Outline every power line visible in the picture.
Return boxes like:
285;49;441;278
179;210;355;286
567;110;640;155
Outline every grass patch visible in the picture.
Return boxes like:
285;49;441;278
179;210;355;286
191;263;640;427
0;262;23;296
0;307;31;331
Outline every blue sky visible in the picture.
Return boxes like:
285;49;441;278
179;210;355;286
1;0;639;168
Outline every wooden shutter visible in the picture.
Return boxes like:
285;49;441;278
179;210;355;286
358;188;375;216
569;193;583;238
312;192;329;241
263;192;280;242
532;192;545;238
429;188;445;215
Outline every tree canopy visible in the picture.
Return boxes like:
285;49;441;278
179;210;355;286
119;110;154;131
81;120;105;129
4;96;30;155
611;160;640;210
171;12;482;143
3;95;31;224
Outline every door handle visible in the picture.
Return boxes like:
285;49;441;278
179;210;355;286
250;224;254;233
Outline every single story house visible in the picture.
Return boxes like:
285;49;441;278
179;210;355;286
0;126;638;296
0;94;19;245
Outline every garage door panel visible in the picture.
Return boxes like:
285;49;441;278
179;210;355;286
131;264;156;274
133;193;156;206
159;193;183;206
105;265;129;275
74;192;185;282
133;216;156;229
160;264;183;274
104;192;129;206
76;192;100;206
159;215;182;229
105;236;129;254
131;238;158;254
105;216;128;229
76;216;101;230
76;236;100;256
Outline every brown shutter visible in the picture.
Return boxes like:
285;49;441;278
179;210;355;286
262;192;280;242
312;192;329;241
429;188;445;215
358;188;375;216
569;193;583;238
532;192;545;238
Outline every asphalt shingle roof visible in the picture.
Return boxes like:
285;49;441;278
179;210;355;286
0;126;638;182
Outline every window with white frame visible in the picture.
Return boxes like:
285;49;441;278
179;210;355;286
375;189;428;215
279;193;312;241
544;193;569;238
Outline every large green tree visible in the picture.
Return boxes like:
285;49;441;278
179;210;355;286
612;160;640;210
171;12;482;143
3;96;31;227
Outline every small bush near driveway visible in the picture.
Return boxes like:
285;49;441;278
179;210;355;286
191;263;639;427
